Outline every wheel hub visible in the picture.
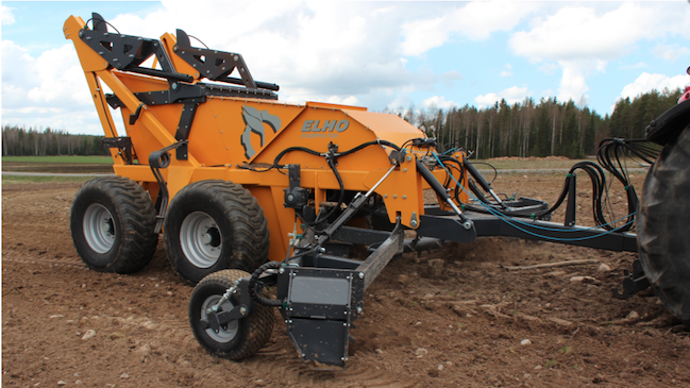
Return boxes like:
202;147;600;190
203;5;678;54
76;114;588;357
180;211;222;268
83;203;116;254
201;294;238;343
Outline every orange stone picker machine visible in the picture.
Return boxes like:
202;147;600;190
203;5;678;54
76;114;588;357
65;13;690;370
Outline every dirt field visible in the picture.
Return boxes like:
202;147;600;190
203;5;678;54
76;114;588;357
3;171;690;387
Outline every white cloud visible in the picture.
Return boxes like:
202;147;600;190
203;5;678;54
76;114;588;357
4;2;434;133
1;5;15;26
401;17;447;56
475;86;531;107
27;45;90;105
420;96;458;111
620;72;690;100
401;1;538;56
1;40;101;134
510;2;690;108
653;45;690;61
111;2;416;100
509;4;674;62
386;95;414;112
557;61;589;103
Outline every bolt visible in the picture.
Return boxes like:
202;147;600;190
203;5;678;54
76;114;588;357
406;155;412;162
320;247;326;253
356;306;363;314
403;168;407;172
171;83;178;90
384;194;388;198
358;272;364;279
239;306;247;315
403;195;407;199
410;219;418;228
393;195;397;199
279;268;285;274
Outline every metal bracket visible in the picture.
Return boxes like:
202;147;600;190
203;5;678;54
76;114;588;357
129;103;144;125
100;136;133;164
565;173;577;227
612;260;651;300
148;140;189;233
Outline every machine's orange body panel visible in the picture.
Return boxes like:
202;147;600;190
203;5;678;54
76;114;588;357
64;15;468;261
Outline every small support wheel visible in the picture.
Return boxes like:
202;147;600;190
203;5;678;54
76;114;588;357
164;180;269;285
70;176;158;273
189;269;274;360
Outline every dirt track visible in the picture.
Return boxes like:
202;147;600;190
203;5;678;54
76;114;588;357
3;173;690;387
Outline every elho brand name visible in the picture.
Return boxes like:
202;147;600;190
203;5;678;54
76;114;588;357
301;119;350;133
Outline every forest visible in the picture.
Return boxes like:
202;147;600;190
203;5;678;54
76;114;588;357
1;126;107;157
388;88;682;159
1;88;683;158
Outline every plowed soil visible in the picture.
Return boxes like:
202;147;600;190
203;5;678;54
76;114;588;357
3;171;690;388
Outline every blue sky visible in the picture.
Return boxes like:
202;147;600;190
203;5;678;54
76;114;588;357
2;1;690;135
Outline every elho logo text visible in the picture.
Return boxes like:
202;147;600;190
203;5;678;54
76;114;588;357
301;119;350;134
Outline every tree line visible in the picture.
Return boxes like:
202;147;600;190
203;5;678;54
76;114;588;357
2;126;108;156
1;88;683;158
387;88;683;159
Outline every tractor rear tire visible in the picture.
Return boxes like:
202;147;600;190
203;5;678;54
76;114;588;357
638;123;690;324
189;269;274;360
70;176;158;273
164;180;269;285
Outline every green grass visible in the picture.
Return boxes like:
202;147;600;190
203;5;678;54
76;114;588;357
2;175;96;184
2;155;113;164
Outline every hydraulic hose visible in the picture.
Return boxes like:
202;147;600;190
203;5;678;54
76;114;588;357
248;261;283;307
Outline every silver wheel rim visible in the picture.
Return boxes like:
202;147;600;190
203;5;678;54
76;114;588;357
180;211;222;268
201;294;238;342
83;203;116;253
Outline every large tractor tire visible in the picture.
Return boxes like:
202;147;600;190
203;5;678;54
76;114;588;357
189;269;274;360
164;180;269;285
70;176;158;273
638;123;690;324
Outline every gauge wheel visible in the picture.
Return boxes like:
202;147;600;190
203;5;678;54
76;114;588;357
189;269;274;360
